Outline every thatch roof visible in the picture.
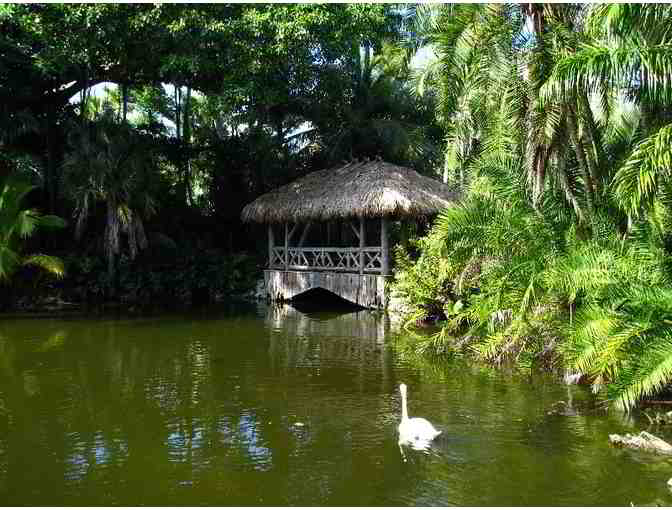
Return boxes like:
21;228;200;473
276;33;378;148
241;159;460;223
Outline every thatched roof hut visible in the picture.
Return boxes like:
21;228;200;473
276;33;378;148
241;159;459;224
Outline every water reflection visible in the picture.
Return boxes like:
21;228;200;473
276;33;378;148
0;305;670;506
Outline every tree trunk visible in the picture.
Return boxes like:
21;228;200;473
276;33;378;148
174;85;181;140
566;107;595;211
122;82;129;122
533;148;547;209
105;197;120;293
557;156;584;222
45;104;57;214
183;86;192;206
80;65;90;125
579;91;601;193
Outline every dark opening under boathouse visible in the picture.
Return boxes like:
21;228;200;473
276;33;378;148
241;158;459;308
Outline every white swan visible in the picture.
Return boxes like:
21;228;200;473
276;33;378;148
398;383;441;443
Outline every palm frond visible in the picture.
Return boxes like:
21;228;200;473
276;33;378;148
614;334;672;410
21;254;65;279
613;122;672;214
541;43;672;105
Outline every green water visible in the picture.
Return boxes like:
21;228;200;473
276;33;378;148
0;303;670;506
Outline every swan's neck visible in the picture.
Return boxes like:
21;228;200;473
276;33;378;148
400;389;409;422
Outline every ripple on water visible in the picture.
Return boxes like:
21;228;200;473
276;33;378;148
0;307;671;506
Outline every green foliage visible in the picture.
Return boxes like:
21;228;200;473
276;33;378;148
0;173;66;283
0;4;422;311
392;230;457;319
390;3;672;409
396;168;672;408
64;250;258;304
6;1;672;411
613;122;672;215
62;115;159;279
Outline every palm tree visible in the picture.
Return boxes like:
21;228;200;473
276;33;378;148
541;4;672;220
396;3;672;409
406;4;524;186
408;4;607;220
309;41;439;169
62;115;157;284
0;173;66;283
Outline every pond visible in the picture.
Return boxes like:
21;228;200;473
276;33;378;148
0;303;670;506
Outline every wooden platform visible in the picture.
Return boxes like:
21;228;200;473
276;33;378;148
264;270;389;309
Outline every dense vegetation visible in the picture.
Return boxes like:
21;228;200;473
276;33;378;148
3;4;672;409
0;4;439;307
393;4;672;409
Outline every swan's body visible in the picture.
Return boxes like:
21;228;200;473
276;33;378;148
398;383;441;442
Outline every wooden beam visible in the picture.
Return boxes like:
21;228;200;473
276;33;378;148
268;224;275;268
381;216;390;275
298;221;313;247
287;222;299;244
359;216;365;275
349;220;360;241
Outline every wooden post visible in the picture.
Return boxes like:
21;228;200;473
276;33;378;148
284;222;289;271
359;215;365;275
381;216;390;275
298;221;312;247
268;224;275;268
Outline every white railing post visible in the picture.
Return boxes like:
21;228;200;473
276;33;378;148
359;216;365;275
268;224;275;268
284;222;289;271
277;246;383;273
381;216;390;275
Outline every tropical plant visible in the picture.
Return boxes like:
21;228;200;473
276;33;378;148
61;115;157;283
394;3;672;409
309;41;441;169
0;173;66;282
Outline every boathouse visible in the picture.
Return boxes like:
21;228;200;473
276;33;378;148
241;158;459;308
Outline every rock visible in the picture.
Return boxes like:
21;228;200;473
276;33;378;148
563;371;583;385
643;410;672;425
609;431;672;454
253;278;267;300
387;293;413;315
239;277;267;302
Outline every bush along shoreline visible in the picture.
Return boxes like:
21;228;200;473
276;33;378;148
392;182;672;411
3;249;261;313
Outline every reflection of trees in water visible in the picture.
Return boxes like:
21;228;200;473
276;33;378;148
1;311;662;505
0;318;224;502
0;309;402;504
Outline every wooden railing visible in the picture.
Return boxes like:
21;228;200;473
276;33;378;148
270;246;383;273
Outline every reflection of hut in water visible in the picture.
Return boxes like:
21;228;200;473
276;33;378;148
265;304;390;343
265;305;395;389
242;158;459;308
